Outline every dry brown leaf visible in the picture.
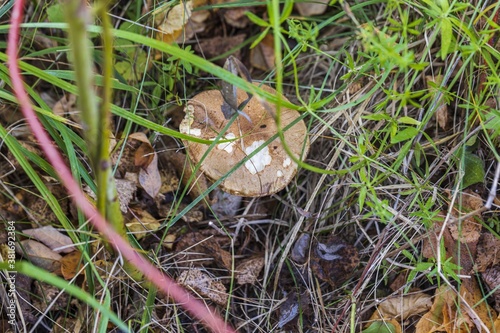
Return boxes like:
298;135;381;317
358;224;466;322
176;231;232;269
474;232;500;272
415;286;453;333
32;281;70;312
295;0;330;16
162;233;177;250
194;35;245;65
448;189;483;244
52;93;77;117
447;214;482;244
134;141;155;169
115;178;137;213
461;277;497;332
371;293;432;321
23;225;75;254
482;265;500;312
180;10;209;41
416;284;497;333
60;251;83;280
155;2;192;44
53;315;81;333
235;256;264;285
177;268;228;305
138;152;161;199
126;210;160;240
250;34;275;71
223;8;251;28
15;239;61;272
93;260;115;279
425;75;449;130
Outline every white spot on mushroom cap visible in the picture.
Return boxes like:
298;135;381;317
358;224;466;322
244;140;272;175
283;157;292;168
277;170;284;177
215;133;236;154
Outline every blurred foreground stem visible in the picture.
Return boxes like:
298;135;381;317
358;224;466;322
64;0;128;256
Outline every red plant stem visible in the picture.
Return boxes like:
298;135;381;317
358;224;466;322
7;1;236;332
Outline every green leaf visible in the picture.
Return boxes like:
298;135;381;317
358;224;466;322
249;27;271;49
460;151;485;188
46;3;65;23
391;126;419;143
440;18;452;59
398;116;421;126
484;111;500;138
363;113;391;121
410;62;430;70
362;321;396;333
437;0;449;12
280;0;294;23
246;11;269;27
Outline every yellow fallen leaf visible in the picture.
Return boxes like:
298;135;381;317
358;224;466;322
155;2;192;44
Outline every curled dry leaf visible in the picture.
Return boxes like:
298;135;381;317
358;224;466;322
112;132;149;174
15;239;61;272
176;231;232;269
23;225;75;254
416;284;497;333
60;251;83;280
126;209;160;240
134;138;155;169
310;235;359;287
177;268;228;306
162;233;177;250
52;93;77;117
138;152;161;199
235;256;264;285
250;34;275;71
155;1;192;44
295;0;330;16
370;293;432;321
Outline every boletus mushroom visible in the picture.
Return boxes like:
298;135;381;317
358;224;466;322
179;80;309;197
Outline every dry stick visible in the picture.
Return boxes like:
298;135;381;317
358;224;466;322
6;1;236;332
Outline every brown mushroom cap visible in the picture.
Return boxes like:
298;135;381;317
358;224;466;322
180;83;309;197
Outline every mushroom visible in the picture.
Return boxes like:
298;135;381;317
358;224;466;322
179;83;309;197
